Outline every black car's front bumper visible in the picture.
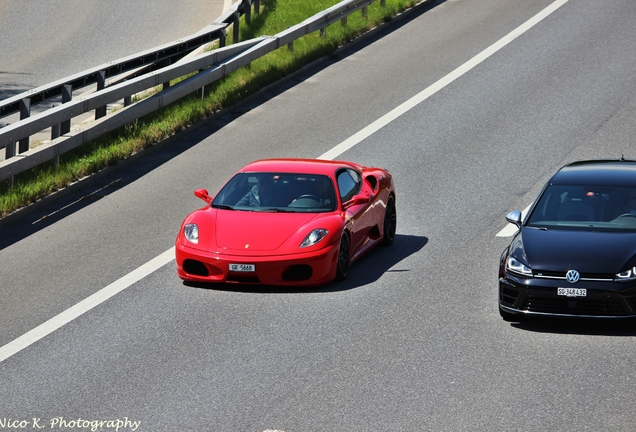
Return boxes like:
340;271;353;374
499;270;636;318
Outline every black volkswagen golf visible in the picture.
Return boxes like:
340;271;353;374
499;159;636;321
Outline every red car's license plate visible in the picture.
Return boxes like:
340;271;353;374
229;264;255;272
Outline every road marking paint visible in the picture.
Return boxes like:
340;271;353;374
0;248;175;363
0;0;569;363
319;0;570;160
495;205;532;237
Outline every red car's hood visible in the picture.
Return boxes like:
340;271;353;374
215;210;319;251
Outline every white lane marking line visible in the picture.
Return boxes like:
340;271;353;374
0;248;175;363
496;205;531;237
319;0;569;161
0;0;569;364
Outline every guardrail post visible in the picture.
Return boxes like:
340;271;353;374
51;124;60;141
381;0;386;6
4;139;15;159
163;58;173;90
95;70;107;119
254;0;260;14
244;0;252;25
287;27;294;51
51;105;60;141
362;6;368;18
197;69;205;99
60;84;72;135
219;30;227;48
320;27;326;38
53;143;60;167
123;96;134;130
18;98;30;153
48;104;61;167
232;13;240;43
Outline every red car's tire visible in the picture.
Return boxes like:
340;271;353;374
336;232;350;281
382;196;396;246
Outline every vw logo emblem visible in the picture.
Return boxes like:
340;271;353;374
566;270;580;284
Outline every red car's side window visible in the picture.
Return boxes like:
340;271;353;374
337;169;361;202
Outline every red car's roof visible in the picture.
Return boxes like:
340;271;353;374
240;158;362;175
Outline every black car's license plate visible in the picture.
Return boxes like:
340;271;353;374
557;287;587;297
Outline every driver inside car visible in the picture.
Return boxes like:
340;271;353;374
236;175;277;207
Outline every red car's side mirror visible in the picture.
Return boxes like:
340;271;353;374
194;188;213;204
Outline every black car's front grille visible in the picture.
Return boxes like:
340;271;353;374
533;270;614;281
500;287;519;306
522;294;626;316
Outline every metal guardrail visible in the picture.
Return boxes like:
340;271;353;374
0;0;379;184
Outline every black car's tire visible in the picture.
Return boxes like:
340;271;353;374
336;232;350;281
382;196;397;246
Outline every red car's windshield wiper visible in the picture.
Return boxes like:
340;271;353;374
259;207;295;212
211;204;235;210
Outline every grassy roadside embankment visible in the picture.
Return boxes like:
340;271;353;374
0;0;421;218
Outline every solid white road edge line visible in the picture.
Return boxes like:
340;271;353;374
0;0;569;364
0;248;175;363
319;0;569;161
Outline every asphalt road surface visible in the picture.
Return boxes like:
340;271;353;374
2;0;636;430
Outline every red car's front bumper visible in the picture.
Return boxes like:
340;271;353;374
175;240;340;287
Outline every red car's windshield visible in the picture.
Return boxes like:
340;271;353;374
212;173;337;212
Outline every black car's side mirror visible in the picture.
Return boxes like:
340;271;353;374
506;211;522;228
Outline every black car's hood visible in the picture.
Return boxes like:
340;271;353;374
516;228;636;274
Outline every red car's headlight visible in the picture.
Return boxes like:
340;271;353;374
300;229;328;248
183;223;199;244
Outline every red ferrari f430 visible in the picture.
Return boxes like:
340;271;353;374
175;158;396;287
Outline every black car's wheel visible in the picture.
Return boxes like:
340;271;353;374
336;232;350;281
382;196;396;246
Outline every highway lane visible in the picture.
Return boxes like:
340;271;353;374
0;0;226;101
2;0;636;429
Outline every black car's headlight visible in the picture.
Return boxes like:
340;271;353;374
506;256;532;277
300;229;328;248
616;267;636;281
183;223;199;244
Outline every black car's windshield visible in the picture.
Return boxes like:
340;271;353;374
527;184;636;231
212;172;337;212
